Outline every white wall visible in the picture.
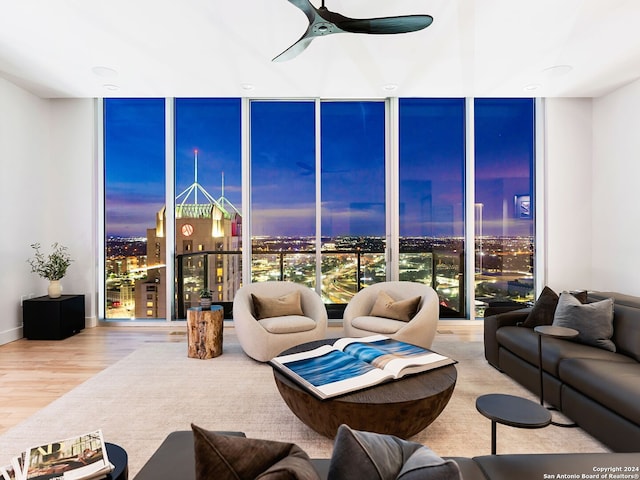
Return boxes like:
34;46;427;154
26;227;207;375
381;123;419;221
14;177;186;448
1;78;638;343
544;98;594;292
48;98;98;323
0;78;95;344
544;79;640;297
591;79;640;295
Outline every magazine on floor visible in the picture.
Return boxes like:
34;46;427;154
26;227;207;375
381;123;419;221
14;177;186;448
270;335;457;400
3;429;114;480
1;460;21;480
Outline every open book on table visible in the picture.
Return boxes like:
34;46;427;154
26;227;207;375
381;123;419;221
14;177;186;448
2;429;114;480
270;335;457;400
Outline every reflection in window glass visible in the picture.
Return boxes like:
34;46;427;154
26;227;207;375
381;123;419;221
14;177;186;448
474;98;535;317
174;98;242;319
399;99;466;317
104;98;165;319
321;101;386;303
250;101;316;288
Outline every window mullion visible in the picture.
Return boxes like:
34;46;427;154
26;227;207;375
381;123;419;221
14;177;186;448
465;97;476;319
315;99;322;296
386;97;400;281
165;98;175;321
241;98;252;286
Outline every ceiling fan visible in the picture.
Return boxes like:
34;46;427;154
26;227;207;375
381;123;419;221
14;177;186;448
273;0;433;62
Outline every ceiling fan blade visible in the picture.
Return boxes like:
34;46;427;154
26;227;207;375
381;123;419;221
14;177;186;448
273;34;315;62
337;15;433;34
274;1;345;62
286;0;318;24
274;2;432;62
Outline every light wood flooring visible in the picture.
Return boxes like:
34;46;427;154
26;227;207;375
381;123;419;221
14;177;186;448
0;323;482;435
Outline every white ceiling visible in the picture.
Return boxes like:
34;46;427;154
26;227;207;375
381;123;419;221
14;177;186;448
2;0;640;99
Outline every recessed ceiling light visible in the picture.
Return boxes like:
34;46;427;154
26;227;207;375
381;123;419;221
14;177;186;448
543;64;573;76
103;84;120;91
383;83;398;92
241;83;255;91
523;83;541;92
92;66;118;78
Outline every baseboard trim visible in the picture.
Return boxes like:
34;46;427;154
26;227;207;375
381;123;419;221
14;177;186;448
0;326;24;346
85;316;98;328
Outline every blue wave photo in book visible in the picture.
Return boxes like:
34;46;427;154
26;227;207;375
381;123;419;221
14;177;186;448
270;335;456;400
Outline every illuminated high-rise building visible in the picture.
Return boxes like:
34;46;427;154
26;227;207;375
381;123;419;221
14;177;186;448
135;150;242;319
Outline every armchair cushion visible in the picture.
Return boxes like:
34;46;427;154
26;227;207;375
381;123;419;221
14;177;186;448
252;291;304;320
369;291;421;322
328;425;461;480
259;316;317;334
351;316;406;335
192;424;320;480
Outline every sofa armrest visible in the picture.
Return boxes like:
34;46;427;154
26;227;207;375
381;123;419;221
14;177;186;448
133;431;246;480
484;308;530;369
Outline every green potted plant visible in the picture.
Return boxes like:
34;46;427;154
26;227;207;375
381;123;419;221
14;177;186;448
198;288;213;310
27;243;73;298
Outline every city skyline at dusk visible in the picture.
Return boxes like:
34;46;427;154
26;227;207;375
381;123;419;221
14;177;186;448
104;98;534;239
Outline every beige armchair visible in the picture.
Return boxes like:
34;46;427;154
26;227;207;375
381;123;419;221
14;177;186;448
343;281;439;349
232;281;328;362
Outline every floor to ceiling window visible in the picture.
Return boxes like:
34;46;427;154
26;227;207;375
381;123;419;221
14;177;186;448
250;101;317;288
320;101;386;305
174;98;242;319
399;98;466;317
474;98;535;317
104;98;166;319
102;97;536;321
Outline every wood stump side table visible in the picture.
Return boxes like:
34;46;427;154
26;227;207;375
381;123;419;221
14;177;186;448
187;306;223;359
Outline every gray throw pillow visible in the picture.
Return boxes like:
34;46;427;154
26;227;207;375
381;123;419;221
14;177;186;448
522;287;588;328
552;292;616;352
328;424;461;480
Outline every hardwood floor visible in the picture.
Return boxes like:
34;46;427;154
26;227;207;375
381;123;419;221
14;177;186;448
0;326;186;434
0;323;482;435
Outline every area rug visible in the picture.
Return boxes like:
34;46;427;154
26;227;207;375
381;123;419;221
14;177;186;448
0;330;609;477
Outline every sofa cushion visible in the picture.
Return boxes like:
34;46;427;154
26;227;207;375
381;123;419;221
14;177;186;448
522;287;587;329
369;291;421;322
496;326;630;376
590;293;640;362
553;293;615;352
559;358;640;425
191;424;320;480
328;425;461;480
252;291;304;320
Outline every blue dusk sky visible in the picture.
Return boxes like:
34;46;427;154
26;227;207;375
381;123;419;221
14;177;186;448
104;98;534;239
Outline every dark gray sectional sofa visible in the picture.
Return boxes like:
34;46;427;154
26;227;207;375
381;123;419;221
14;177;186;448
132;430;640;480
484;291;640;452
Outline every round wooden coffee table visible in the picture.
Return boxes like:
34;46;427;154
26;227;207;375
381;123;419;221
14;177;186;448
272;338;457;438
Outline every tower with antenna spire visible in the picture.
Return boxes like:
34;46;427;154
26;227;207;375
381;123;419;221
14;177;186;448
136;149;242;319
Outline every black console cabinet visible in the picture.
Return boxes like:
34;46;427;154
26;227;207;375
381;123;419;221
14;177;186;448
23;295;85;340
